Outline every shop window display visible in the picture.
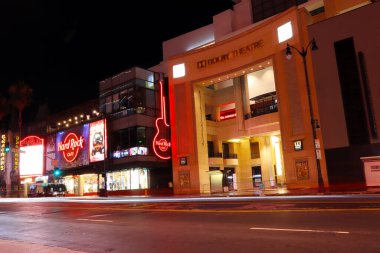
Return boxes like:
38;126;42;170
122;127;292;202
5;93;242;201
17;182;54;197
107;168;148;191
83;174;98;194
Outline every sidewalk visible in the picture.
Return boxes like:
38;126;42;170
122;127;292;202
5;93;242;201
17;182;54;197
195;186;380;198
0;239;86;253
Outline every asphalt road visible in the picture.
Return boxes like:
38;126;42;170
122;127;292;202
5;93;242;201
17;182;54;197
1;195;380;253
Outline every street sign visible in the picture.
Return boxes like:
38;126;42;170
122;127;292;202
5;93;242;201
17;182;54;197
316;148;322;160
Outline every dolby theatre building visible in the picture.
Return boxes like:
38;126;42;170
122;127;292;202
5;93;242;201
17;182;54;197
162;0;374;194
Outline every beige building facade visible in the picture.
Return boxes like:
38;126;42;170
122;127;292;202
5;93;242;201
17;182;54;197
160;0;374;194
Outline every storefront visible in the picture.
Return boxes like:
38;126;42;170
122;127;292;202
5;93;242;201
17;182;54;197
166;7;329;194
46;119;107;196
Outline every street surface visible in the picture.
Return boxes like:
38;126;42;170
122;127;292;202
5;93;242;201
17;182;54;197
1;195;380;253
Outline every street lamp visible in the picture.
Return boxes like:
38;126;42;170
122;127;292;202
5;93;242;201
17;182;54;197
285;38;325;192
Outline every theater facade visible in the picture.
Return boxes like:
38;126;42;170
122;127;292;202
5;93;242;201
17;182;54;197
165;6;329;194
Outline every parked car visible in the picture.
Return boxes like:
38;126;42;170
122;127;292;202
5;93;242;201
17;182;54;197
27;183;44;197
28;183;67;197
43;184;67;197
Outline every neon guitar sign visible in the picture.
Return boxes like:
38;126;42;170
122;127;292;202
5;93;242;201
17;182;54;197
153;80;171;160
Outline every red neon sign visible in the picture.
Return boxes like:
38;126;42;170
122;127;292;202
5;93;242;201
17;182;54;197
58;133;85;162
153;80;171;160
20;135;44;146
220;108;237;121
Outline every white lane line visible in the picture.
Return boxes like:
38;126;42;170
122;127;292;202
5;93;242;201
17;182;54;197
89;214;110;218
77;218;113;223
250;227;349;234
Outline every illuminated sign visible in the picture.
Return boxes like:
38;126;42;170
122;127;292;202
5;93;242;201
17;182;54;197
0;134;6;171
153;80;171;160
13;136;20;173
58;133;85;162
294;140;303;151
197;40;263;69
112;147;148;159
89;119;107;163
56;124;89;169
20;136;44;177
45;135;56;173
220;109;237;121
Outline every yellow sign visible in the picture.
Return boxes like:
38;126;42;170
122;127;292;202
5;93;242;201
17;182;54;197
0;134;5;171
13;136;20;172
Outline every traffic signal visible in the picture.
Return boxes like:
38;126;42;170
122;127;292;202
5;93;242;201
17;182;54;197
53;167;62;177
4;142;10;153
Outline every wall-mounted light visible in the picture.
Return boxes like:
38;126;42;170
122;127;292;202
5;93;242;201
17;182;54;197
277;21;293;43
173;63;186;78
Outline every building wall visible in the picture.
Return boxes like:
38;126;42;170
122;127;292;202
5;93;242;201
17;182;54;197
168;8;330;194
309;1;380;188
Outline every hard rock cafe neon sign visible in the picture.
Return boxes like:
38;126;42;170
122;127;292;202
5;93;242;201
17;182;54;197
58;133;85;162
153;80;171;160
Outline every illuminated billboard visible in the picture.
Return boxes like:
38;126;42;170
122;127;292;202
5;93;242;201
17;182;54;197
20;136;44;178
89;119;107;162
45;135;56;173
56;124;89;169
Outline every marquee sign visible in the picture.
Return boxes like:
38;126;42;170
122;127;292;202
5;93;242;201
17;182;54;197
20;135;44;177
153;80;171;160
197;39;264;69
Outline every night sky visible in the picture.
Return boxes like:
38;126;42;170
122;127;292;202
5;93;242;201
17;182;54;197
0;0;234;117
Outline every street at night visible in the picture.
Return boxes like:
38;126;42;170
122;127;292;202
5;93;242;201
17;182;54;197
1;195;380;253
1;1;380;252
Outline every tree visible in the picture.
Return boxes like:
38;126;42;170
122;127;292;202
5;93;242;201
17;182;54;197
7;81;33;197
8;81;33;135
0;95;10;125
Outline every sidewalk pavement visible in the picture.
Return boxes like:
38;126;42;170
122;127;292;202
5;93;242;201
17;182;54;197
195;186;380;198
0;239;86;253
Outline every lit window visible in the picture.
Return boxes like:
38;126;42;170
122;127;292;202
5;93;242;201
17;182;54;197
173;63;186;78
277;21;293;43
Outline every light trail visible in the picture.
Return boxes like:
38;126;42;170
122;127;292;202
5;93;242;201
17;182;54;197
250;227;350;234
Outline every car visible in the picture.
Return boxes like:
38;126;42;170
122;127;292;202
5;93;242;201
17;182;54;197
42;184;67;197
27;183;44;197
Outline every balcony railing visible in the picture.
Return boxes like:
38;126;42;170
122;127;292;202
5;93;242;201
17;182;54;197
208;152;223;158
223;153;238;159
248;92;278;118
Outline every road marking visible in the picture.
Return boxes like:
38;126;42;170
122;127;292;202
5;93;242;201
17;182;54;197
250;227;349;234
72;206;380;213
89;214;110;218
77;218;113;223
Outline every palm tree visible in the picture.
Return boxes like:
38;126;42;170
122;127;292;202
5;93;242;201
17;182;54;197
0;95;10;125
8;81;33;135
6;81;32;197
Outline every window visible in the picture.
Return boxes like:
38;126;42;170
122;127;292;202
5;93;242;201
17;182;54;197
106;96;112;113
251;0;307;23
208;141;214;157
112;126;154;152
250;142;260;159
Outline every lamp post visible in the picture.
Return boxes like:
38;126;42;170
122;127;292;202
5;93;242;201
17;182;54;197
286;38;325;192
